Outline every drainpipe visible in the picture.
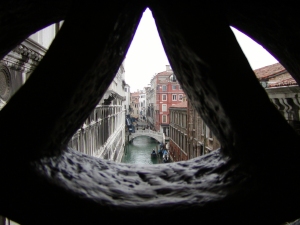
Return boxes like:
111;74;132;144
187;101;190;160
203;124;206;155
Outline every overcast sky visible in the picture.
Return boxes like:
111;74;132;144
124;8;278;93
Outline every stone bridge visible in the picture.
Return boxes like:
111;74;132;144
129;129;164;143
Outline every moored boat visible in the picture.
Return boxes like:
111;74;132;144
151;149;157;158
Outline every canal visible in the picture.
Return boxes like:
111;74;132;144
122;136;162;164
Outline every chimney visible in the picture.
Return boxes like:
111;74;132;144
166;65;171;71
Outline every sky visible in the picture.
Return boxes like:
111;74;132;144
124;8;278;93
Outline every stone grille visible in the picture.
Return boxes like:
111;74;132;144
0;69;10;101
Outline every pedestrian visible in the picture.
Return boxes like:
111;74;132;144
160;142;163;150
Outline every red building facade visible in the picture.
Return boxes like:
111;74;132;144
154;66;186;135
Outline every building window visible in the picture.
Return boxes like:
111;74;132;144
172;94;177;101
172;85;177;90
162;104;167;112
162;85;167;91
170;74;177;82
206;126;213;139
179;94;183;101
162;115;167;123
162;94;167;101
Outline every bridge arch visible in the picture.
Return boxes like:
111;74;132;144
129;130;164;143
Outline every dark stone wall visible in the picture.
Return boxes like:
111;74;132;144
1;1;300;225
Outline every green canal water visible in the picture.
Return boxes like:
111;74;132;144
122;136;162;165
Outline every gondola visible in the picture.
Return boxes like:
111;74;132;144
151;153;157;158
151;150;157;158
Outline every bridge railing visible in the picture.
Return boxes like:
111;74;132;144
133;129;163;136
130;129;164;143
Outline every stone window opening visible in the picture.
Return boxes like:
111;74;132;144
179;94;183;101
1;2;300;225
172;94;177;101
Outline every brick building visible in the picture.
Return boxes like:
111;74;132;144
130;91;140;120
169;99;220;162
169;62;300;163
155;65;186;135
169;101;188;161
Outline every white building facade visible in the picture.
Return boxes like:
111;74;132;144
146;75;157;129
124;83;131;116
0;23;60;225
0;23;59;111
68;63;127;162
1;22;128;162
139;89;146;120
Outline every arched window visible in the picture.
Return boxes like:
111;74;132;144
169;74;177;82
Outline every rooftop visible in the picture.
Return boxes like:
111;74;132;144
170;101;188;108
254;62;286;79
254;62;298;87
157;71;173;76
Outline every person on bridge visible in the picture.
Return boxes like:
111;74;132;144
160;142;164;150
163;149;168;163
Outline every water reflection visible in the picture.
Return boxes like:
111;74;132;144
122;136;160;165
